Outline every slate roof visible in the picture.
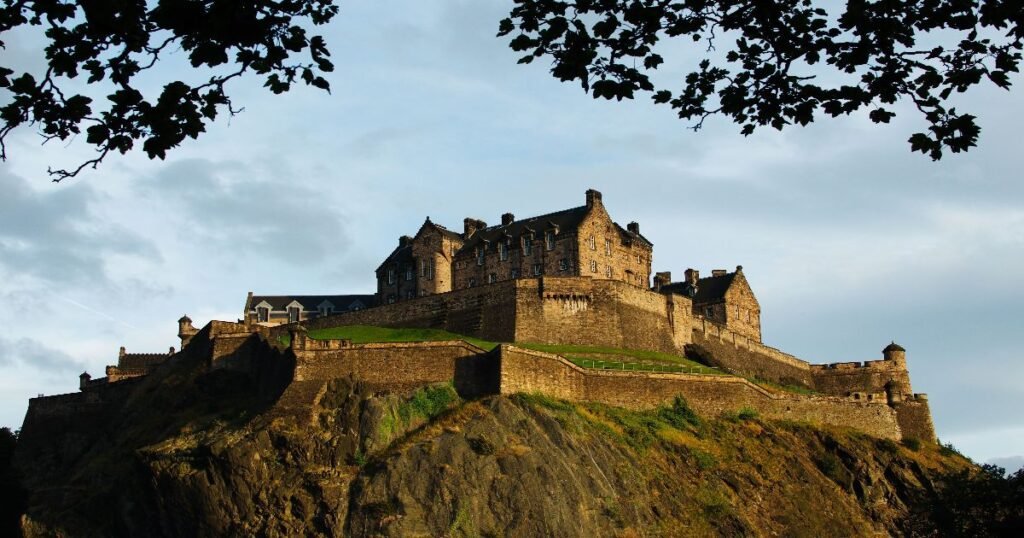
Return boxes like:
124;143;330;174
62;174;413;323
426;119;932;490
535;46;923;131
248;294;377;312
660;272;736;304
458;206;591;251
376;244;413;271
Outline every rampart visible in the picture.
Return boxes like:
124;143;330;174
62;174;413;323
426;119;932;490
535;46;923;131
689;318;815;388
497;345;903;440
289;329;495;397
811;359;912;397
275;277;691;354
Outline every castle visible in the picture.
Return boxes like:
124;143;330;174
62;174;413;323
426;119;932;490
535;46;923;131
26;190;936;444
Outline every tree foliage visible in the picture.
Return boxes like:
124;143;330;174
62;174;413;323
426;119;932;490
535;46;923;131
0;0;338;181
499;0;1024;160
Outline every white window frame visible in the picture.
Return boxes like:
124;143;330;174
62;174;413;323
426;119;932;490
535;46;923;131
387;268;395;285
590;260;597;273
488;273;497;284
545;230;556;251
477;247;485;266
499;242;508;261
605;238;613;256
523;236;533;256
588;235;596;250
532;263;542;276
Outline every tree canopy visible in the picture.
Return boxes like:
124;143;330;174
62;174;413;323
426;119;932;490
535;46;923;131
1;1;1022;181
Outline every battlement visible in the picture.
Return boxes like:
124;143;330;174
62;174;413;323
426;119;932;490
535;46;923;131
810;358;902;371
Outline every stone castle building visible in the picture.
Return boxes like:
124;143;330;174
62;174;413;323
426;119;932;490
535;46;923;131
375;190;653;304
42;188;934;446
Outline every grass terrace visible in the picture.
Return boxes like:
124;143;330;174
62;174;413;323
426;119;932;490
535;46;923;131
280;325;724;376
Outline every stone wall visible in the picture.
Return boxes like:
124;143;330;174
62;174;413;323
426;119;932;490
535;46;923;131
810;360;912;398
893;397;937;442
497;345;903;440
689;318;816;387
291;337;496;397
278;277;693;354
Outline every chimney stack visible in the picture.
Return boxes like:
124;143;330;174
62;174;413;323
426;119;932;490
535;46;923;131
463;218;486;238
684;268;700;286
119;346;126;359
399;235;413;247
627;222;640;235
585;189;603;208
711;269;727;277
79;372;91;391
653;271;672;291
502;213;515;226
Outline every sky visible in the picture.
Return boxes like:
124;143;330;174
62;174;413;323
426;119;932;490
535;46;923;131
1;1;1022;471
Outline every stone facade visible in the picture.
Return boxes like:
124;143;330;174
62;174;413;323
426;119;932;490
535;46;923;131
657;266;762;342
376;189;653;304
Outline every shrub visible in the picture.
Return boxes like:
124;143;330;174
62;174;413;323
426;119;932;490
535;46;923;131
902;437;922;452
659;396;702;429
877;438;900;453
737;407;759;421
692;448;717;470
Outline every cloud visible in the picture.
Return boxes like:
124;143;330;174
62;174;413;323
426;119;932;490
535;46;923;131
0;170;158;289
135;158;351;265
0;336;86;376
987;456;1024;475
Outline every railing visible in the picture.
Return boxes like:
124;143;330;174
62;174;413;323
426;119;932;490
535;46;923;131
567;357;721;375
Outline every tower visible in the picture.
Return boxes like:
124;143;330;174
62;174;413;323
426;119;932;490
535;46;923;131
178;315;198;349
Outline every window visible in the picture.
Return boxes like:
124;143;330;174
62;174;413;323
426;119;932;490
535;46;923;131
405;266;413;281
469;278;477;287
705;306;714;318
590;260;597;273
420;259;427;277
605;266;612;278
488;273;497;284
636;254;642;263
588;235;596;250
319;305;334;317
476;247;484;266
406;290;415;299
256;307;269;322
387;268;395;284
545;230;556;250
523;236;533;256
388;294;396;304
604;239;612;255
532;263;542;276
511;268;520;279
427;258;434;280
499;242;508;261
558;259;568;271
747;311;752;323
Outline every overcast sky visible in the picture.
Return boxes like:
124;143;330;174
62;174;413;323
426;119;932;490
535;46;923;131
1;1;1021;469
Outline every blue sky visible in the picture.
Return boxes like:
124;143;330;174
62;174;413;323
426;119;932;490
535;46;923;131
1;1;1022;469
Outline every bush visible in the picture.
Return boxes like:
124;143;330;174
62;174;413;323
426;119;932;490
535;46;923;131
737;407;759;421
658;396;702;429
902;437;922;451
877;438;900;453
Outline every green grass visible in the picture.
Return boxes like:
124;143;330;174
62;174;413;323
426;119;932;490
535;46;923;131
517;342;724;375
305;325;498;351
748;377;818;396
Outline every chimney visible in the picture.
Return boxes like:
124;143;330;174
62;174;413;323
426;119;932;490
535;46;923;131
502;213;515;226
399;235;413;247
653;271;672;292
79;372;91;391
119;346;126;359
711;269;727;277
684;268;700;286
463;218;486;238
585;189;603;208
627;222;640;235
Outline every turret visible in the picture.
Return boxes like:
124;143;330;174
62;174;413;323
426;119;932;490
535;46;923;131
883;341;906;366
178;315;198;349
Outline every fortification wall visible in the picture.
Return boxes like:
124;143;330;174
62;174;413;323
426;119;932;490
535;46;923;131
689;319;815;387
292;280;518;343
291;339;496;396
810;359;912;397
513;278;691;353
893;397;937;442
498;345;902;440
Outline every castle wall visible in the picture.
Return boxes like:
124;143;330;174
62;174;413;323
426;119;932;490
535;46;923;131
497;345;903;440
810;360;912;397
689;318;815;387
291;339;496;396
893;398;937;442
514;278;690;353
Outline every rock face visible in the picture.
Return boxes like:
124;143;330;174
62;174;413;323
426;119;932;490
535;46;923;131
15;339;967;537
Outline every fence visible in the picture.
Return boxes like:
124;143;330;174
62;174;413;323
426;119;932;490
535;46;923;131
567;357;721;375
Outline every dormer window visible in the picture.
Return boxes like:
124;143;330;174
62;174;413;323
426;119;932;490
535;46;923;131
288;306;300;323
256;306;269;322
545;230;556;250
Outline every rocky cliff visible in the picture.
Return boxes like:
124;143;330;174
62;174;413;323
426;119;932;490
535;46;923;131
14;333;973;537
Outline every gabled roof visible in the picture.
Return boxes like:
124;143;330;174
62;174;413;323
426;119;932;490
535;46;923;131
375;244;413;271
421;218;464;242
458;205;590;252
659;272;736;304
613;222;653;247
248;294;378;312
